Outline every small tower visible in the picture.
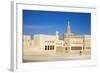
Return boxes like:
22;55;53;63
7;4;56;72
56;31;59;40
67;17;71;33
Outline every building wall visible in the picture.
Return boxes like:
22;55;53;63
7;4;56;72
23;35;31;49
34;34;57;54
83;35;91;51
23;35;32;56
64;33;91;53
55;40;67;54
23;34;91;55
33;35;41;48
70;35;84;52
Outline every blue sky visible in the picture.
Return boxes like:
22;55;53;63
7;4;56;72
23;10;91;36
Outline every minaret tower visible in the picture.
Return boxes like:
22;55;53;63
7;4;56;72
64;17;73;41
64;17;72;52
67;17;71;33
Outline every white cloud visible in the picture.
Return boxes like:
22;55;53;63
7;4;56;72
24;24;54;29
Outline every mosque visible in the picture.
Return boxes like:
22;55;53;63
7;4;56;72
23;18;91;56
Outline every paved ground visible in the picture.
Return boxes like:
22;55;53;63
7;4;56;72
23;52;91;63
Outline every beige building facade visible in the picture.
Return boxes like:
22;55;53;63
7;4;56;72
23;18;91;56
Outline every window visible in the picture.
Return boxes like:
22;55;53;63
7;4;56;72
45;45;54;50
45;46;47;50
71;47;82;50
66;48;67;50
52;46;54;50
86;47;90;49
48;46;49;50
50;46;52;50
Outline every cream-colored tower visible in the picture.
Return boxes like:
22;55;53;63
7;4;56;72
64;17;73;52
64;17;84;53
67;17;71;33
